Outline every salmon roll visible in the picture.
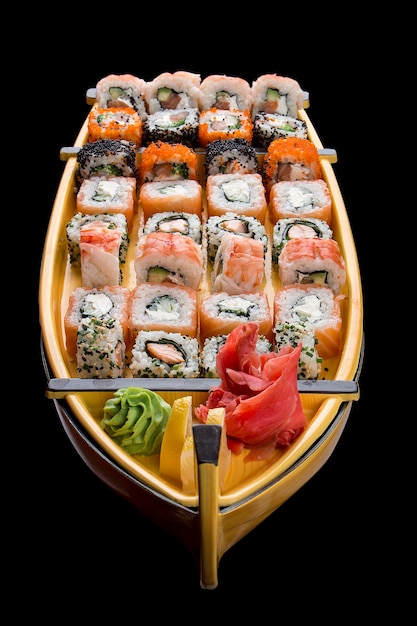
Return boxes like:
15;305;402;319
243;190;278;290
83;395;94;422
206;172;267;222
205;138;259;176
139;141;199;184
263;137;322;198
134;231;203;290
66;212;129;267
211;233;265;295
253;112;308;150
76;139;137;189
145;71;201;114
129;282;198;347
206;212;267;264
129;330;200;378
198;74;253;112
95;73;148;119
64;286;130;357
200;333;271;378
251;74;305;120
271;217;333;265
87;106;143;146
269;179;332;225
199;292;273;343
198;107;253;148
278;237;346;294
139;179;202;220
76;175;137;230
143;108;199;147
143;211;202;244
274;284;345;361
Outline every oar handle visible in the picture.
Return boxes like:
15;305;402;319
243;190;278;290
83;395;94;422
193;424;221;590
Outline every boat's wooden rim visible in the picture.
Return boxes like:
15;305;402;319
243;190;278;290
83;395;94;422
39;106;364;509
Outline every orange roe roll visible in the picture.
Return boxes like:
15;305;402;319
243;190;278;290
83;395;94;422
88;106;143;146
139;140;199;184
262;137;322;198
198;108;253;148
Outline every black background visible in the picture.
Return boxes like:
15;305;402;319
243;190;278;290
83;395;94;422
20;33;390;618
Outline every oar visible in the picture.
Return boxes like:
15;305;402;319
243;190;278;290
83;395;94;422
193;424;221;590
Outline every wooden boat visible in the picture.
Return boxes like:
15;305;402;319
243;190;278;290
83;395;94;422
39;85;363;589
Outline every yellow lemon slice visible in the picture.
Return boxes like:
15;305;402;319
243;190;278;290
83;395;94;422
159;395;193;483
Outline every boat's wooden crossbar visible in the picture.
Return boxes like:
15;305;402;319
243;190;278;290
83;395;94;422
46;378;359;401
60;145;337;162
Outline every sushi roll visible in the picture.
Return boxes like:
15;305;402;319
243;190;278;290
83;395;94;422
252;112;308;150
76;175;137;230
129;330;200;378
134;231;203;290
200;333;271;378
129;282;198;345
79;219;126;288
206;212;267;264
251;74;305;120
139;179;203;220
273;321;321;380
198;107;253;148
278;237;347;294
76;316;125;379
198;74;253;112
205;138;259;176
211;233;265;295
87;106;143;146
76;139;137;189
143;211;202;244
271;217;333;265
269;179;332;225
64;286;130;357
66;212;129;267
262;137;322;198
274;283;345;360
95;73;148;119
142;108;199;147
139;141;199;184
205;172;267;222
145;71;201;114
199;292;273;343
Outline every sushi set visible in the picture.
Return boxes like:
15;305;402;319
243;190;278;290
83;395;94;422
39;72;363;589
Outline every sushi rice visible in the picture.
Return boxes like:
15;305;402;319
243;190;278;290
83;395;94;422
130;330;200;378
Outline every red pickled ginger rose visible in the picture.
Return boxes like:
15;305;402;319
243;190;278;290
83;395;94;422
195;323;306;456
